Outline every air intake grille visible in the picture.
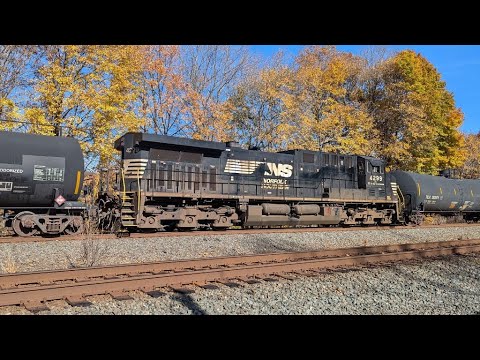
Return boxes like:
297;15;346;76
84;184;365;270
123;159;148;178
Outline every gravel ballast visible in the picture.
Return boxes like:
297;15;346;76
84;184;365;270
0;225;479;274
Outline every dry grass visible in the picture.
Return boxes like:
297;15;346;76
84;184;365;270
423;214;446;225
0;221;6;236
0;210;8;236
63;218;110;268
1;248;19;273
423;214;464;225
65;239;110;268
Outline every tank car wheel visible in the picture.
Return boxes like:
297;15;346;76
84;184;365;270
64;219;84;235
12;211;39;237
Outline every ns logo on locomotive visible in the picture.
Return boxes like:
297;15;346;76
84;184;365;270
1;130;479;237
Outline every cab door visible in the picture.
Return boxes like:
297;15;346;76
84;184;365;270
357;157;366;189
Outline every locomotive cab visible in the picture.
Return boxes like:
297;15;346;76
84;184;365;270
357;156;386;197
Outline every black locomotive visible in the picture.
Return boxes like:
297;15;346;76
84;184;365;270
2;130;480;236
114;133;400;231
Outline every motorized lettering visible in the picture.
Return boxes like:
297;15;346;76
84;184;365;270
0;168;23;174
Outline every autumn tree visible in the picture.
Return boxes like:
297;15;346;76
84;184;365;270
137;45;190;136
1;45;469;176
180;45;254;142
0;46;36;130
459;132;480;178
25;45;144;167
281;46;376;155
228;60;291;151
361;50;466;174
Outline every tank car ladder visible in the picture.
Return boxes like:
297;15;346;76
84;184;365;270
397;186;406;223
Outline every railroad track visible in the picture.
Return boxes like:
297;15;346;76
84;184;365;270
1;223;479;244
1;238;479;313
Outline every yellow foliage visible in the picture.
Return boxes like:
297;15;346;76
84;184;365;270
281;46;376;155
25;45;144;167
226;63;292;150
0;98;20;130
0;45;468;176
364;50;466;174
459;133;480;178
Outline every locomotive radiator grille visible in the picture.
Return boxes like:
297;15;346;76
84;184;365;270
123;159;148;178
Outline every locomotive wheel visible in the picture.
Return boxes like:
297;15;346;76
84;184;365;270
64;219;84;235
12;211;39;237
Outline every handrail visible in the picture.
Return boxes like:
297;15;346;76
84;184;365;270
137;169;141;212
121;167;128;203
397;186;405;217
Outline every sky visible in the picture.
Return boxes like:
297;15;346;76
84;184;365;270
250;45;480;134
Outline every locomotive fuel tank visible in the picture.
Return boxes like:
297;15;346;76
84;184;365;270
0;131;84;208
392;170;480;213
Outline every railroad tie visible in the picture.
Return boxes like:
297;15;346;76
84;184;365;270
198;284;219;290
273;274;296;280
216;280;242;288
142;290;167;298
171;287;195;294
109;291;134;301
236;277;261;284
65;296;93;307
22;301;49;313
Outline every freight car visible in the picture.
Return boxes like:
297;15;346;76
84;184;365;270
392;170;480;223
112;133;401;231
0;131;86;236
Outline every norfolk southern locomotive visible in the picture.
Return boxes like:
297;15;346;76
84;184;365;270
2;131;480;236
113;133;400;231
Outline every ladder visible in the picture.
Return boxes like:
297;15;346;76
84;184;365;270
120;191;137;227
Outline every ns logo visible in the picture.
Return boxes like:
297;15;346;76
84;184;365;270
264;163;293;178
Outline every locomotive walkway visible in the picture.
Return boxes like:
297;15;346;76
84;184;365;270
0;238;479;312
